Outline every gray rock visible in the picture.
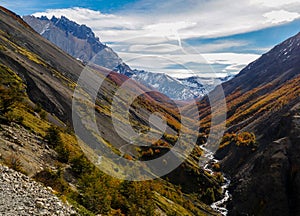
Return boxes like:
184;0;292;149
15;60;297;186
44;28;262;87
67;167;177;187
0;165;77;215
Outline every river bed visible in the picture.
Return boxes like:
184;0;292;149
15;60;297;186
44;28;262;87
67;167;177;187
200;144;231;216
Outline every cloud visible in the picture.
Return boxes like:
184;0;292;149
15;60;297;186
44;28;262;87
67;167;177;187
263;10;300;24
203;53;260;65
116;50;260;78
114;39;249;54
250;0;300;8
193;41;250;53
31;0;300;78
32;1;300;42
128;44;181;54
33;7;140;31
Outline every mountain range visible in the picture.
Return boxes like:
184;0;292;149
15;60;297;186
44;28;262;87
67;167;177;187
0;6;223;215
0;5;300;216
23;15;232;101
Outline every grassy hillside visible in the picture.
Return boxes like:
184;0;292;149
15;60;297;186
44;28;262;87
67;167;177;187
0;6;223;215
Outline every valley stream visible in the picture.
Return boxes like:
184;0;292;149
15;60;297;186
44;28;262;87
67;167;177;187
200;144;231;216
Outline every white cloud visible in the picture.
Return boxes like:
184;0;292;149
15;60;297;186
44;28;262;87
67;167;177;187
33;7;141;31
250;0;300;8
115;50;260;78
203;53;260;65
128;44;181;54
203;53;260;75
32;1;300;43
31;0;300;78
263;10;300;24
113;40;249;54
194;41;249;53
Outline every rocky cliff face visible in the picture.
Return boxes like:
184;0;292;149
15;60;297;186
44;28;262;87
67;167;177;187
23;15;125;71
210;32;300;215
221;103;300;215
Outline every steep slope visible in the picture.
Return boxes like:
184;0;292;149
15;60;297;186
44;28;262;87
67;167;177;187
24;15;230;100
223;32;300;139
0;7;223;215
1;8;182;157
224;34;300;96
191;32;300;215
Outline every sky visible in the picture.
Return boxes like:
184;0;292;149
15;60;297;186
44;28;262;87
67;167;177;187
1;0;300;78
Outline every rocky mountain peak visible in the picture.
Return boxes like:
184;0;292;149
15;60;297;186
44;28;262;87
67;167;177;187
23;15;120;68
50;15;96;41
24;15;233;101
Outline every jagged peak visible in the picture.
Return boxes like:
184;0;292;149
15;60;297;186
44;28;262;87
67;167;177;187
45;15;96;40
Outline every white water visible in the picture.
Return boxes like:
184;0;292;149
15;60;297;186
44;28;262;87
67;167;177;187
200;144;231;216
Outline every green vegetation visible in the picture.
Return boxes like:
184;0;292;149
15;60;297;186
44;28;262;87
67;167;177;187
14;105;50;136
0;64;24;118
44;125;70;162
201;188;215;204
226;76;300;127
0;65;221;215
34;168;69;194
34;103;47;119
236;132;257;147
45;126;62;148
0;38;223;216
117;181;155;215
55;142;70;163
16;45;47;66
219;132;257;149
70;154;94;177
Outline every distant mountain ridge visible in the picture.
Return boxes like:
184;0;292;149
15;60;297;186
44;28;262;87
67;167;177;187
24;15;232;100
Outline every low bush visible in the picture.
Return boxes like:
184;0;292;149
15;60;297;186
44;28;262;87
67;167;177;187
44;125;62;148
236;132;257;147
5;153;24;173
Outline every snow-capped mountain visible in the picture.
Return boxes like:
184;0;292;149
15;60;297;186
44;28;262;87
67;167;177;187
131;70;203;100
24;15;233;100
131;71;233;100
